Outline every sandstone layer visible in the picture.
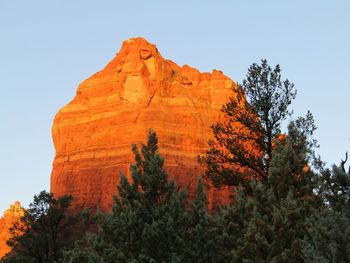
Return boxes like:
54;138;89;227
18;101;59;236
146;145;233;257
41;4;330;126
0;202;24;259
51;37;242;211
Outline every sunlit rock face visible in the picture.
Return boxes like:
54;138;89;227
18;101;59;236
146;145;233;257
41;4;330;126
0;202;24;259
50;37;241;211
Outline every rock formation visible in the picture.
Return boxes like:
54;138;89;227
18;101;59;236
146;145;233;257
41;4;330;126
0;202;24;259
50;37;243;211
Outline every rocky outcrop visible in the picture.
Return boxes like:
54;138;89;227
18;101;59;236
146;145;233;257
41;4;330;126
50;37;243;211
0;202;24;259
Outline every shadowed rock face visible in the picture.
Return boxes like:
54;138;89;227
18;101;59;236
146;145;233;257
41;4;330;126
0;202;24;259
50;37;241;211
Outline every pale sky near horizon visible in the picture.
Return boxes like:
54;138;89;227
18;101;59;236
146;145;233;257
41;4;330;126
0;1;349;214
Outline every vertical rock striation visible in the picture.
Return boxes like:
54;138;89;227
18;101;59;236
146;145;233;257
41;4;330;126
50;37;243;211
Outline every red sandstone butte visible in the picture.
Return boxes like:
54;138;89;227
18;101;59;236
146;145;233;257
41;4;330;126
0;202;24;259
50;37;243;211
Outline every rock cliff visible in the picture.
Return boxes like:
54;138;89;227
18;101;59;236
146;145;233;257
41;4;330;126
50;37;242;211
0;202;24;259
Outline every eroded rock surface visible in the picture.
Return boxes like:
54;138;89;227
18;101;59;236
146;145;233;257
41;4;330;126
51;37;242;211
0;202;24;259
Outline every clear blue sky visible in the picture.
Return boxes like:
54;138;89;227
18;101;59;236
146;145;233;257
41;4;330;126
1;1;349;214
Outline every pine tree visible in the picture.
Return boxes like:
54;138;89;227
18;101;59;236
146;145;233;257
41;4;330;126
3;191;77;263
64;130;190;263
303;160;350;262
214;117;319;262
200;59;297;188
184;178;219;262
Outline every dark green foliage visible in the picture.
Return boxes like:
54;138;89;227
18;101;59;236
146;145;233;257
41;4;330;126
118;130;176;207
184;178;219;262
269;113;317;200
211;118;319;262
3;191;77;263
64;131;201;262
320;161;350;212
200;59;297;188
302;162;350;262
